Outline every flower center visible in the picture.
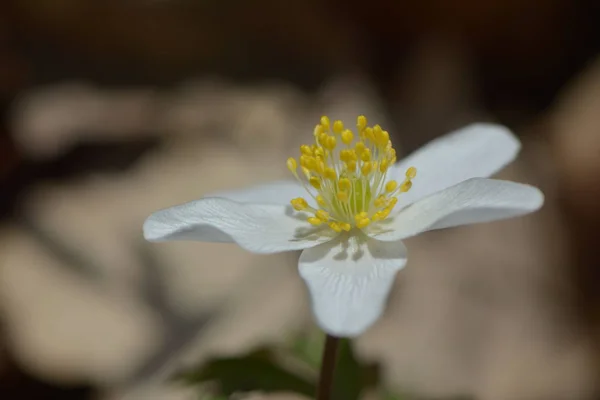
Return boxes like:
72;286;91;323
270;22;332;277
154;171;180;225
286;115;416;233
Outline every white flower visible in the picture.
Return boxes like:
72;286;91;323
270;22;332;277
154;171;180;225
143;116;544;337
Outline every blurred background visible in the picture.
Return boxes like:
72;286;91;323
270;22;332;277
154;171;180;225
1;0;600;399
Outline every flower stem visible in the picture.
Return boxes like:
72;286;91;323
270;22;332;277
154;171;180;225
316;334;340;400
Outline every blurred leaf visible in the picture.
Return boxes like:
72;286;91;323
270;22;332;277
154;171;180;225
289;329;325;370
177;348;314;397
381;391;407;400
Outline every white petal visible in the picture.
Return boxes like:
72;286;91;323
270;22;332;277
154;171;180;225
208;180;307;205
299;233;407;337
390;123;521;208
372;178;544;241
144;198;334;253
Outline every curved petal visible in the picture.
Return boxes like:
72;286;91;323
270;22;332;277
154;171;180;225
144;198;334;253
390;123;521;208
208;180;308;205
371;178;544;241
299;233;407;337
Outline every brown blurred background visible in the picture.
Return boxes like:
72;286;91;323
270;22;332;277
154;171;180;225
1;0;600;399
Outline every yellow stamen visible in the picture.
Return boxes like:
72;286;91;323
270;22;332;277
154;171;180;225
400;180;412;192
385;180;397;193
341;129;354;145
324;167;337;180
286;157;297;171
329;222;342;232
360;148;371;162
332;120;344;134
357;115;367;131
316;210;330;221
361;162;372;175
356;218;371;229
310;176;321;189
338;178;351;191
286;116;417;233
346;160;357;172
300;145;313;156
308;217;323;226
291;197;308;211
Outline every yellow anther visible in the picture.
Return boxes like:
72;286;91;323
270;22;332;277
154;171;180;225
338;178;351;191
356;218;371;229
339;149;349;162
406;166;417;179
346;160;357;172
355;141;366;155
316;195;327;207
341;129;354;145
314;147;325;158
314;124;324;136
379;208;391;219
364;127;375;141
308;217;323;226
373;124;382;136
316;210;330;221
354;212;368;222
329;222;342;232
347;149;357;161
385;180;397;193
341;222;351;231
400;180;412;192
326;136;337;150
337;191;349;202
300;145;313;156
286;157;297;171
301;166;310;179
379;159;389;172
388;197;398;207
315;159;325;174
300;155;316;170
374;195;387;208
361;162;372;175
324;167;337;180
318;132;328;145
388;148;397;160
372;127;389;147
310;176;321;189
357;115;367;131
320;116;330;131
361;148;371;162
291;197;308;211
378;130;390;147
332;120;344;134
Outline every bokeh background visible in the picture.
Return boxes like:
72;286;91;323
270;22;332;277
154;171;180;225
2;0;600;399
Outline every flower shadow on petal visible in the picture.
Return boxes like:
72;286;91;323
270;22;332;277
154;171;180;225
333;234;366;262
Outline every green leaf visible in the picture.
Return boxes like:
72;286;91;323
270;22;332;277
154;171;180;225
381;391;407;400
289;329;325;370
176;348;314;397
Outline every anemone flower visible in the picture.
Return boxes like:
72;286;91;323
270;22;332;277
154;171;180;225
143;116;543;337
